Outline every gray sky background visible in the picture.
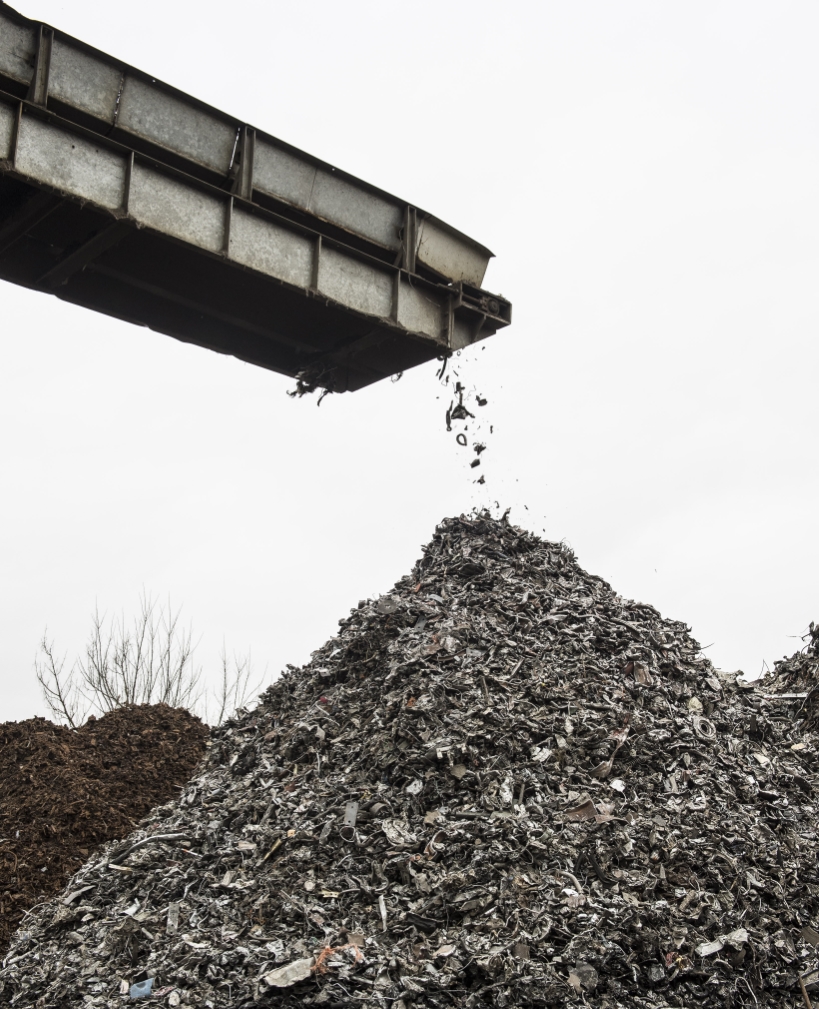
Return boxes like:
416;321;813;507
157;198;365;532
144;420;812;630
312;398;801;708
2;0;818;722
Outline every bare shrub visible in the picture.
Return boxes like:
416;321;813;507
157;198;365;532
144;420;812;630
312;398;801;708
208;647;264;727
35;596;260;727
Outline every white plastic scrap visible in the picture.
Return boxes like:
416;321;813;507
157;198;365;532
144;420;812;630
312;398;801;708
264;957;315;987
129;977;154;999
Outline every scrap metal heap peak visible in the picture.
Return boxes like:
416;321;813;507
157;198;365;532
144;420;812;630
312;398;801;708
0;3;510;391
3;513;819;1008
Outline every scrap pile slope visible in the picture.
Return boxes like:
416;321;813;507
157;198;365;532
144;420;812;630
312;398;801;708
3;515;819;1009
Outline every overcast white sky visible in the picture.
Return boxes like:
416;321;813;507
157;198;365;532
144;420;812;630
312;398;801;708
3;0;818;723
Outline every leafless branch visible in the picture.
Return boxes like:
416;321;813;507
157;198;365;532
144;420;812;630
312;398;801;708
34;634;81;729
211;646;263;726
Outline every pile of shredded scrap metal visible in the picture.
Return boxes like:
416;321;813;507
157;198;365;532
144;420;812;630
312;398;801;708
2;514;818;1008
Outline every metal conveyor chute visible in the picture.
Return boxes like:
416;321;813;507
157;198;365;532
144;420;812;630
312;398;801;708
0;3;511;391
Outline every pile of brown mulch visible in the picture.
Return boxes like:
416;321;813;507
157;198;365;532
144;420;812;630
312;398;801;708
0;704;207;955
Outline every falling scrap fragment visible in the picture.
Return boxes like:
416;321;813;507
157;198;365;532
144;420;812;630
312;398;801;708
3;514;819;1008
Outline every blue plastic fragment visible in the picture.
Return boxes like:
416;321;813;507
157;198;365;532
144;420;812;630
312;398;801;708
129;977;154;999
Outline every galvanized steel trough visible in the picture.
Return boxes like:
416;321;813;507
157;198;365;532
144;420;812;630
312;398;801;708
0;4;511;390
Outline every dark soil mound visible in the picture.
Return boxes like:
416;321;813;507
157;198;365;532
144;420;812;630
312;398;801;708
0;704;207;955
2;515;819;1009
